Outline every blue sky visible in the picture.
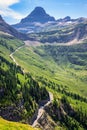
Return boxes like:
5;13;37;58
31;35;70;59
0;0;87;24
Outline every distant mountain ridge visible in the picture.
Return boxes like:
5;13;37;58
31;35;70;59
35;22;87;43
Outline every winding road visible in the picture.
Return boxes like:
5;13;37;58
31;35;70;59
10;44;54;127
10;45;24;66
32;92;53;127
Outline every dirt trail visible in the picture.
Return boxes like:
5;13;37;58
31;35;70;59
32;92;53;127
10;45;24;66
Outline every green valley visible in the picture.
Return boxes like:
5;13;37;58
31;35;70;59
11;41;87;129
13;42;87;97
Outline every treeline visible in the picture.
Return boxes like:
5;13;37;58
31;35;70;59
57;87;87;103
37;76;87;103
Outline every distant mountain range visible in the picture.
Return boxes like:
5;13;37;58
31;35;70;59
32;22;87;44
12;7;87;34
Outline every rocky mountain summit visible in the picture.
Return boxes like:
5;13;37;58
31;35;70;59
12;7;56;33
21;7;55;24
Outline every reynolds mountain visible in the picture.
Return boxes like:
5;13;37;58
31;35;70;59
12;7;55;33
0;15;29;40
21;7;55;23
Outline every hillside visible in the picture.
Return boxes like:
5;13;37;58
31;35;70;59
10;41;87;129
0;34;49;127
13;42;87;97
0;15;29;40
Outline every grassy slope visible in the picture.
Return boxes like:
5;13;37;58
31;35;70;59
0;35;24;62
13;43;87;97
48;87;87;112
0;117;39;130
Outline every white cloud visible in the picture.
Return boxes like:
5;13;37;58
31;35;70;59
0;8;23;20
0;0;23;20
0;0;19;7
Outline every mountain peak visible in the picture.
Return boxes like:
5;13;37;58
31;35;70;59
33;6;46;13
21;6;55;23
64;16;71;21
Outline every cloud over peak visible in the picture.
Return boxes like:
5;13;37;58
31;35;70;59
0;0;19;7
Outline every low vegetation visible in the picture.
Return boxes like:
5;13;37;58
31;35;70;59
0;117;39;130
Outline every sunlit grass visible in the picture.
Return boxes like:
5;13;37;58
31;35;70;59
0;117;39;130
